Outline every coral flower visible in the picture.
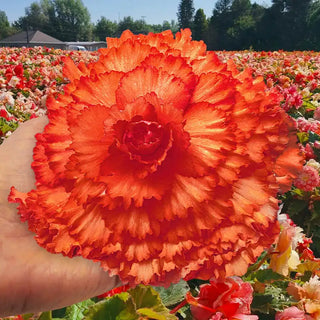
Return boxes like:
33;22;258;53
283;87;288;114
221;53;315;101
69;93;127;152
187;276;258;320
9;29;303;286
275;306;310;320
288;276;320;319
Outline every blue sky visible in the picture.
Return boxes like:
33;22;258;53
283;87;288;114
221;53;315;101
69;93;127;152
1;0;272;25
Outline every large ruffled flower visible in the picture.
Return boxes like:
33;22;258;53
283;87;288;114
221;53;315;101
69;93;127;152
9;29;303;286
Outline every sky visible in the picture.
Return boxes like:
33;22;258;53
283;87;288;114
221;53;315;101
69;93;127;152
1;0;272;25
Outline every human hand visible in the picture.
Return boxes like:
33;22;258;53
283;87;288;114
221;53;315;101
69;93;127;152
0;117;120;317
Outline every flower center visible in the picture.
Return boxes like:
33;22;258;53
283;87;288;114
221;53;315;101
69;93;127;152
123;120;164;155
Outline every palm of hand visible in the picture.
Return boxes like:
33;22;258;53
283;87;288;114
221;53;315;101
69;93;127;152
0;117;119;317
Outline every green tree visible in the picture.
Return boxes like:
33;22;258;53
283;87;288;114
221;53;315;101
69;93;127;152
208;0;266;50
94;16;117;40
230;0;251;18
25;1;49;30
47;0;92;41
207;0;233;49
161;20;179;33
256;2;283;50
14;0;92;41
177;0;195;29
286;0;313;49
117;16;153;35
214;0;232;14
192;9;208;41
307;0;320;49
257;0;312;50
0;10;15;39
226;0;262;49
13;0;52;34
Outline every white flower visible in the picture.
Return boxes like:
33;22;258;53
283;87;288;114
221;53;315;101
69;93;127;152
306;159;320;171
8;76;20;88
0;92;15;106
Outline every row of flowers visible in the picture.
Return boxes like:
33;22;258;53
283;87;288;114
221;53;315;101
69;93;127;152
0;46;98;140
1;39;320;319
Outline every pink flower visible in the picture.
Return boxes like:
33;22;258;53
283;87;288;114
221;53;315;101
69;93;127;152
300;143;315;160
294;165;320;191
281;85;303;112
275;306;309;320
313;107;320;120
296;117;320;133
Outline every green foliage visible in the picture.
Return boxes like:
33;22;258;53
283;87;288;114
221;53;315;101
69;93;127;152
208;0;265;50
0;117;19;139
94;17;117;40
251;281;293;315
84;285;178;320
14;0;92;41
250;269;284;283
49;0;92;41
153;280;190;307
65;299;95;320
38;311;53;320
84;293;132;320
117;17;153;36
0;10;16;39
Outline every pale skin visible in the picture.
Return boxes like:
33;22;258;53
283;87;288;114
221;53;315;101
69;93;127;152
0;117;120;317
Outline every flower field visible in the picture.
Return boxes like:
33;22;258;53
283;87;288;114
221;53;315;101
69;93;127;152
1;37;320;320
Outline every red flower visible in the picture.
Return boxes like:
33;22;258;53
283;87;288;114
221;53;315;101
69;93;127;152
187;277;258;320
14;64;24;78
9;29;303;286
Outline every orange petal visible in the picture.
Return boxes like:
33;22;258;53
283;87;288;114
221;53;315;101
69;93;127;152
116;66;191;110
183;102;236;170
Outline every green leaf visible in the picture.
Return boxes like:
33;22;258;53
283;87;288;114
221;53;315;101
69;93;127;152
296;132;309;144
21;314;35;320
65;299;95;320
308;131;320;142
254;269;284;282
153;280;190;307
84;292;135;320
251;293;273;313
129;285;177;320
84;285;177;320
302;100;317;111
137;308;168;320
38;311;52;320
0;117;19;135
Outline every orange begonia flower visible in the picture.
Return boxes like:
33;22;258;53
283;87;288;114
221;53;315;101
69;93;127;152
9;29;303;286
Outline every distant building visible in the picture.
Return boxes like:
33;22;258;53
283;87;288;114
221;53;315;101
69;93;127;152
0;30;65;49
0;30;107;51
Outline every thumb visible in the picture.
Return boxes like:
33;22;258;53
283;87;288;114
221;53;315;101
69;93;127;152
0;117;120;317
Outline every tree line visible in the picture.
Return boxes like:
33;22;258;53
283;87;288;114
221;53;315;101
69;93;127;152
0;0;320;51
